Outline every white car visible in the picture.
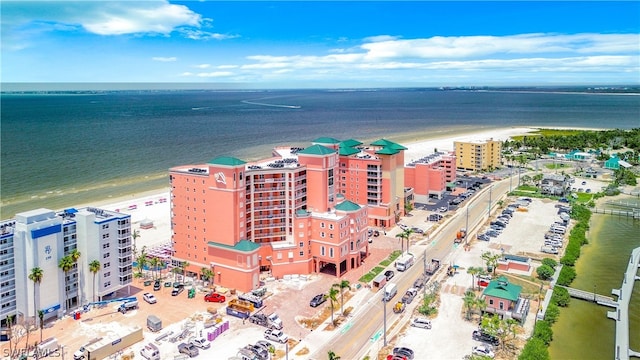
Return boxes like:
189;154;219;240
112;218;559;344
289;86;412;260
142;292;157;304
410;317;432;329
264;329;288;344
472;345;495;358
190;338;210;349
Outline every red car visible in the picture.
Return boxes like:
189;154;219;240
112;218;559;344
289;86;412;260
204;292;226;303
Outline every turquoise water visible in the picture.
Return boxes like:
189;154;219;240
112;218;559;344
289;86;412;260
2;89;639;218
549;199;640;359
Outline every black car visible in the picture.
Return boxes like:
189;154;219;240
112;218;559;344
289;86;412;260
153;280;161;291
393;346;415;360
384;270;395;281
472;330;500;346
309;294;327;307
171;284;185;296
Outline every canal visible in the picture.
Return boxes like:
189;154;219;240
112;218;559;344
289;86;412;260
549;198;640;359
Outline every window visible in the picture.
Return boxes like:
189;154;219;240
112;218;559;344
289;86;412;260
320;232;325;238
104;262;110;268
103;253;110;259
320;222;325;228
102;224;109;229
104;281;111;288
321;246;325;256
329;248;334;258
299;242;304;248
329;224;334;230
102;243;110;249
103;272;111;278
299;251;304;256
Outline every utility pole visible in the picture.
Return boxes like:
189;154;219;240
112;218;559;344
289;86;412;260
488;186;492;217
465;206;469;245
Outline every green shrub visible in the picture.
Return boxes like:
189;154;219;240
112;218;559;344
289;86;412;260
551;286;571;307
519;337;551;360
536;265;554;280
543;303;560;324
541;258;558;269
556;265;576;286
533;320;553;345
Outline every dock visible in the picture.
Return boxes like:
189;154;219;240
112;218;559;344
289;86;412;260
559;285;617;307
607;247;640;359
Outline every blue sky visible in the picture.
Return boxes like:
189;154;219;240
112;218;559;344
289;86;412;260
2;1;639;89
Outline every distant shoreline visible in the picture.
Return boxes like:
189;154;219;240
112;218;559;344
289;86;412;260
2;125;607;219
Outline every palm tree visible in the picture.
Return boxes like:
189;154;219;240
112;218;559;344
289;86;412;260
327;350;341;360
89;260;101;302
149;257;161;280
135;246;148;281
131;229;140;255
201;267;214;288
466;266;481;291
58;255;74;311
328;287;339;325
181;261;190;284
28;267;44;323
38;310;44;342
395;228;414;254
481;251;500;276
333;280;351;315
463;290;476;320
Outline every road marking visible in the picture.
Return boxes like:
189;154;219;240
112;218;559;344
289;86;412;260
370;329;383;342
341;321;353;334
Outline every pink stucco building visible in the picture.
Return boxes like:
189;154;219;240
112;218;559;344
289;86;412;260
404;152;457;202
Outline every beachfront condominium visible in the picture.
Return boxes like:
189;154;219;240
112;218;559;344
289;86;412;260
169;137;407;292
404;151;457;203
0;207;132;329
454;139;502;172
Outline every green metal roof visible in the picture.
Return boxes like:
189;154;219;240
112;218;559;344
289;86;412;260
335;200;361;212
312;137;341;144
298;144;336;156
376;147;400;155
339;146;360;156
370;139;408;150
207;239;260;252
482;276;521;302
340;139;363;148
208;156;247;166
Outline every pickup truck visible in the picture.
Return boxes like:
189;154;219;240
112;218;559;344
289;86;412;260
177;343;199;358
401;288;418;304
189;338;210;350
264;329;288;344
248;313;283;329
426;258;441;275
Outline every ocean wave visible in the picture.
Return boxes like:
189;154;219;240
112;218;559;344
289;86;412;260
241;100;301;109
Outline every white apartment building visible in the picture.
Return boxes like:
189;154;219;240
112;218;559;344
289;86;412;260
0;207;132;329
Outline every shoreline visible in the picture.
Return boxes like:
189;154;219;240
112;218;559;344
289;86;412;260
1;125;617;219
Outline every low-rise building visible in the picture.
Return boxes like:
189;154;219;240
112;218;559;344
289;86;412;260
404;151;456;202
481;276;529;324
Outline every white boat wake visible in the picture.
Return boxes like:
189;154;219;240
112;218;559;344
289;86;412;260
241;100;301;109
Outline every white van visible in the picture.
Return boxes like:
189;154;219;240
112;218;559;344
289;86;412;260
37;337;59;357
140;343;160;360
550;226;566;234
383;283;398;302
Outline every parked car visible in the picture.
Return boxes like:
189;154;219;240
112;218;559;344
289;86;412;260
392;346;415;360
384;270;395;281
244;344;269;359
171;284;185;296
581;181;587;185
410;317;432;329
398;223;409;230
438;206;448;213
254;340;273;353
472;345;495;358
204;292;226;303
264;329;288;344
473;330;500;346
177;343;199;358
477;234;490;242
310;294;327;307
142;292;157;304
153;280;161;291
411;227;424;234
190;338;210;350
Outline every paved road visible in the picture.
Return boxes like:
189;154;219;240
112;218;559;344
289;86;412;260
310;177;513;359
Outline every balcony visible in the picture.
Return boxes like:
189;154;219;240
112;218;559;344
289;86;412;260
118;239;132;249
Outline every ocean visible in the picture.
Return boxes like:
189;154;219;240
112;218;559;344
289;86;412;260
1;88;639;218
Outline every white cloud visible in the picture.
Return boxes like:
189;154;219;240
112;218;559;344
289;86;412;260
197;71;234;77
152;57;177;62
81;2;201;35
194;64;211;69
178;28;239;40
